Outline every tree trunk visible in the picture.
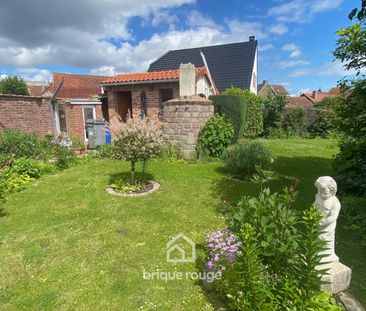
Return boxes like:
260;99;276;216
131;160;136;184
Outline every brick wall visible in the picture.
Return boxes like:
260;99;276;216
104;82;179;135
0;95;54;137
162;97;214;159
63;103;103;142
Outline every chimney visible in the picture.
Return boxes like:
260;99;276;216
179;63;196;98
263;80;268;85
312;91;316;98
249;36;255;41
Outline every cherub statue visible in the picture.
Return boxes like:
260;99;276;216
314;176;341;263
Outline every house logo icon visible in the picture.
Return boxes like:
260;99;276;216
166;233;196;263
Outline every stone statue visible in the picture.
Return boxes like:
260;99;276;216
314;176;352;294
314;176;341;263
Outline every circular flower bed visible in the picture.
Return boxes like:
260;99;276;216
106;180;160;197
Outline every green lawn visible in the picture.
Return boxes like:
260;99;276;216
0;138;365;310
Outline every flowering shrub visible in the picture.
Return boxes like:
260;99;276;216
112;116;163;184
203;179;343;310
51;135;75;168
206;229;241;274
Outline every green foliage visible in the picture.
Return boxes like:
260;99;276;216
308;291;343;311
97;144;115;159
113;116;162;183
197;114;234;159
308;97;339;138
208;179;340;310
222;87;263;138
111;179;145;193
296;206;328;298
226;224;272;311
282;107;308;136
158;142;186;164
263;93;287;136
340;196;366;243
334;20;366;75
210;95;247;141
0;76;30;95
224;141;272;180
71;137;84;148
332;79;366;195
2;171;35;193
0;129;52;162
53;144;76;169
11;157;41;179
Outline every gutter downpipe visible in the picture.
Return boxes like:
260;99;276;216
49;79;64;135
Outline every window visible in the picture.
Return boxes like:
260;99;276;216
55;103;68;134
83;106;96;140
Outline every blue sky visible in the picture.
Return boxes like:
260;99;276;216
0;0;359;95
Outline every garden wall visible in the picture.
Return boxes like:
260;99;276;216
162;96;214;159
0;94;54;137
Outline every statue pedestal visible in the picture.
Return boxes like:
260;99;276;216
319;262;352;294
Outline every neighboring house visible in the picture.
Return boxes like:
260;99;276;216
100;65;215;130
44;73;111;141
26;81;50;96
301;87;340;104
147;37;258;94
258;80;288;97
1;73;111;143
286;96;313;108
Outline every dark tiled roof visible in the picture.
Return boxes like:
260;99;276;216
148;40;257;92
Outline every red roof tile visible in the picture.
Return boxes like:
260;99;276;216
101;67;208;85
49;73;111;99
287;96;313;108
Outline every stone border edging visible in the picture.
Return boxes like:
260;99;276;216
106;180;160;197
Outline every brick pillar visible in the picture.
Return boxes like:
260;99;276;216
162;95;214;159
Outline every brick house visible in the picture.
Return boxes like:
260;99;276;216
100;65;216;134
301;87;340;104
43;73;110;142
1;73;110;143
257;80;289;97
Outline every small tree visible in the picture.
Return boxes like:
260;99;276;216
0;76;29;96
112;116;162;184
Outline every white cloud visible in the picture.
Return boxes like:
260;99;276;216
279;59;310;68
282;43;302;58
269;23;288;35
186;11;219;29
15;68;52;81
259;43;274;51
0;74;8;80
289;60;364;78
150;10;180;28
268;0;343;23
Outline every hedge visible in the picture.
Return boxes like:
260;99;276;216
210;95;247;141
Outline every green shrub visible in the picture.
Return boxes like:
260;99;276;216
308;97;338;138
0;75;29;95
263;93;287;136
224;141;272;180
205;181;340;310
282;107;308;136
196;114;234;159
2;171;34;193
340;196;366;243
210;95;247;141
222;87;263;138
158;143;186;164
333;79;366;195
11;158;41;179
97;144;114;159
